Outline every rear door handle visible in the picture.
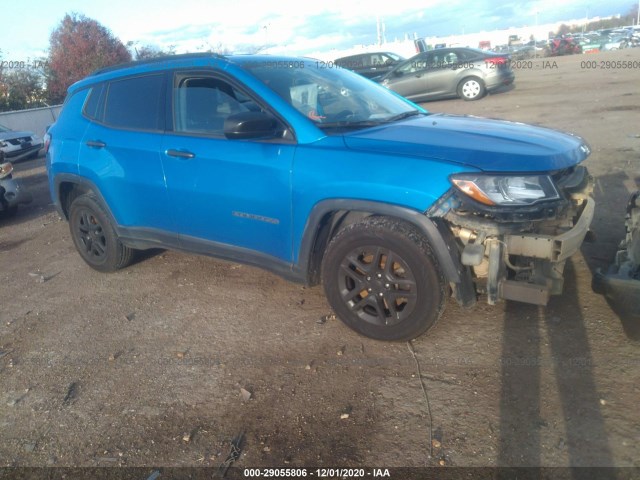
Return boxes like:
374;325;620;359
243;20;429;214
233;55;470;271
86;140;106;148
166;149;195;159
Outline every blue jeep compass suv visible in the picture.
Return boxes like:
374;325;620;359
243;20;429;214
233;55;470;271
47;53;594;341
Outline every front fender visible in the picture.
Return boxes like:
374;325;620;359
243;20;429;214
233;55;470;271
296;199;476;307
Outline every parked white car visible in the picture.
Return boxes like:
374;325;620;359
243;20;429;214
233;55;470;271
0;123;43;162
601;35;629;51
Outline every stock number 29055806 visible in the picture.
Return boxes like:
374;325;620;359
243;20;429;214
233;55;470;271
243;468;369;477
244;468;308;477
581;60;640;69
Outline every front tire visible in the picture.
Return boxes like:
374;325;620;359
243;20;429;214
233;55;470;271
322;217;446;341
68;194;134;272
457;77;486;101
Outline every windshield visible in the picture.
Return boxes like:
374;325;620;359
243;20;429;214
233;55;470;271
240;58;426;131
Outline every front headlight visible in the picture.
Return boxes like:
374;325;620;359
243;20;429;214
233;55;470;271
0;162;14;179
451;174;560;206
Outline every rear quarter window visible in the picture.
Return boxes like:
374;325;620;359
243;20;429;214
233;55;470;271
82;84;105;120
103;74;165;130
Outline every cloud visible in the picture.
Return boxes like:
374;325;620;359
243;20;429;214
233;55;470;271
3;0;634;62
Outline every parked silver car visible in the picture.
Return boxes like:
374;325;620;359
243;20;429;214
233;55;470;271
378;47;515;102
0;123;43;162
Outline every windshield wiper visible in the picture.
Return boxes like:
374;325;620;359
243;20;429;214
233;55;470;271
319;111;426;130
383;110;426;123
319;120;386;129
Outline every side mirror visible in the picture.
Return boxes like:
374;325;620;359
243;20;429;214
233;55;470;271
223;111;278;140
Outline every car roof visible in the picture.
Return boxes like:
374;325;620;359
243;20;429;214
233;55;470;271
69;53;314;93
336;51;397;61
88;52;226;76
413;47;499;57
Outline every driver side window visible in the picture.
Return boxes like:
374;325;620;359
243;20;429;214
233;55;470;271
401;53;433;74
173;75;259;136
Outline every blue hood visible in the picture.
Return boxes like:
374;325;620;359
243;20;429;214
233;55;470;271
342;114;590;173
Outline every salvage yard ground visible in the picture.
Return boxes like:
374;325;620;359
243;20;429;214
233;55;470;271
1;49;640;471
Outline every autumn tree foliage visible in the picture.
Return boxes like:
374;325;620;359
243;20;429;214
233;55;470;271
47;13;131;103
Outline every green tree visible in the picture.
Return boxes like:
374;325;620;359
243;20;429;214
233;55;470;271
46;13;131;103
0;50;48;111
0;69;47;112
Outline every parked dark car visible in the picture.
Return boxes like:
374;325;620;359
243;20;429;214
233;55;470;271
47;53;593;341
0;123;43;161
335;52;404;79
378;47;515;101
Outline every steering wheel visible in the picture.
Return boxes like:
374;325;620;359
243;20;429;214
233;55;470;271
331;109;355;121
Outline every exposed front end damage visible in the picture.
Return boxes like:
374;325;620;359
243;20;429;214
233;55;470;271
430;165;594;306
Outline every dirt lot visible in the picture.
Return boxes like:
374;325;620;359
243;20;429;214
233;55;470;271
1;49;640;474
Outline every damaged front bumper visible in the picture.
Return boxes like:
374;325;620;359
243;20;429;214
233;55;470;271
496;198;594;304
431;166;594;306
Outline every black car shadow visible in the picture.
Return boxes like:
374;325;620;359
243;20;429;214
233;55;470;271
498;261;616;475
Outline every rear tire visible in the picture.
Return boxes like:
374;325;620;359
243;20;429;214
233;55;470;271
68;194;134;272
322;216;446;341
457;77;486;101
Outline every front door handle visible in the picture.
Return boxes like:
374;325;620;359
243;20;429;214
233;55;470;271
166;149;195;159
86;140;106;148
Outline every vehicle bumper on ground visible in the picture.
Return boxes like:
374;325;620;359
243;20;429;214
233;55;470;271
592;191;640;317
0;176;33;211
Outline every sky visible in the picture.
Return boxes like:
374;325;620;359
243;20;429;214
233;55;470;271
0;0;636;61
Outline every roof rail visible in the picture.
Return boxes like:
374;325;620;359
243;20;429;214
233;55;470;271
89;52;226;76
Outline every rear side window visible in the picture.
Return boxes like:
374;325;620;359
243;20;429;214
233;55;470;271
104;74;165;130
83;84;105;120
452;50;473;61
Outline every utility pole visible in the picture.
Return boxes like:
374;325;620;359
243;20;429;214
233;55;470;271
376;16;386;45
